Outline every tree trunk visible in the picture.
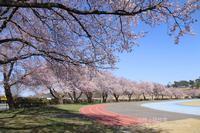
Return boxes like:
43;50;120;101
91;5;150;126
151;95;154;100
142;93;146;100
58;98;64;104
113;93;119;102
85;92;93;103
3;63;15;109
102;97;107;103
128;94;132;101
102;93;108;103
4;84;15;109
75;92;82;103
136;95;140;101
48;87;64;104
68;91;82;103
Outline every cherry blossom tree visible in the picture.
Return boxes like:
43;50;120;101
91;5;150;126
138;82;147;100
25;64;71;104
152;83;166;99
80;79;97;103
94;72;111;103
120;79;138;101
164;88;173;99
108;77;123;102
26;61;98;103
43;64;87;103
138;81;154;100
123;80;134;101
0;43;40;109
66;66;95;103
80;69;99;103
185;89;200;98
170;88;185;99
0;0;199;66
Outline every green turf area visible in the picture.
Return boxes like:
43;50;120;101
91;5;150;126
0;104;118;133
0;104;168;133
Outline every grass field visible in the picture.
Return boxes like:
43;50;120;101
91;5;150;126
180;101;200;107
0;104;168;133
147;118;200;133
0;103;199;133
0;104;119;133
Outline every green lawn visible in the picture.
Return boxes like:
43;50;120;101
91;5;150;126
0;104;164;133
0;104;119;133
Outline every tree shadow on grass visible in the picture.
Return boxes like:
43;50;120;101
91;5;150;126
0;106;167;133
0;122;165;133
0;110;25;119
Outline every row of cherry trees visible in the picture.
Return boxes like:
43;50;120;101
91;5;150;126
1;60;200;107
24;63;200;104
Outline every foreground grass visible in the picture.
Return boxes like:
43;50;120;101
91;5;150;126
0;104;120;133
146;118;200;133
180;101;200;107
1;103;194;133
1;104;158;133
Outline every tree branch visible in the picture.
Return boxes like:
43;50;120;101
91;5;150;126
0;7;18;32
0;1;159;16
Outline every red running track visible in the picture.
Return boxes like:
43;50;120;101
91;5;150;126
80;104;156;126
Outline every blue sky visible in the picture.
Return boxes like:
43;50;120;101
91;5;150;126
113;19;200;85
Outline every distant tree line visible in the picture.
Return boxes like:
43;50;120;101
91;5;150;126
168;77;200;89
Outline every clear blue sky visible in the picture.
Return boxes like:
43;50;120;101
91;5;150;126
113;18;200;85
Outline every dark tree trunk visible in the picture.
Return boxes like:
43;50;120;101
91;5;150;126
151;95;154;100
102;97;107;103
113;93;119;102
128;94;132;101
68;91;82;103
142;93;146;100
85;92;93;103
3;63;15;109
48;87;64;104
102;92;108;103
4;84;15;109
75;92;82;103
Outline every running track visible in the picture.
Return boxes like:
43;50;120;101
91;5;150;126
79;104;155;126
80;101;199;126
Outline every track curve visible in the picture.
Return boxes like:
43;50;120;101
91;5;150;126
80;104;155;126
